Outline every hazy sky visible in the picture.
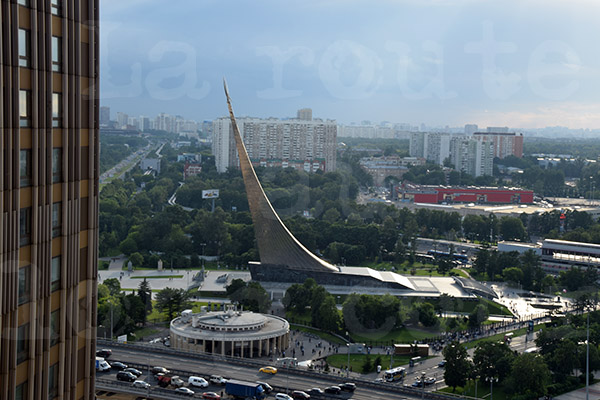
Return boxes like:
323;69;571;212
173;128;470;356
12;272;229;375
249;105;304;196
100;0;600;129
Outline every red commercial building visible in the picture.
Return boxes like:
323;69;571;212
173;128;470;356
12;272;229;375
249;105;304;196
397;183;534;204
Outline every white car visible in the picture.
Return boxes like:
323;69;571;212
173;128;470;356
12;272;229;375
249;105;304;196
174;387;195;396
188;376;209;388
209;375;228;385
275;393;293;400
132;380;150;389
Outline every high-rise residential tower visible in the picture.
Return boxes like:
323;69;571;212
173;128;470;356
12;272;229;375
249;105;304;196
212;116;337;173
1;1;100;399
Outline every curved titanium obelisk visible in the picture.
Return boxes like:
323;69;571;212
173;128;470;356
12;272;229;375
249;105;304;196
224;80;338;273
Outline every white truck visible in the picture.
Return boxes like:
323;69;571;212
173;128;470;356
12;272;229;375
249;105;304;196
95;357;111;372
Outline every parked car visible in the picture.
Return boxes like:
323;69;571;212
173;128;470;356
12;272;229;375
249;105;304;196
188;376;209;388
256;381;273;393
338;383;356;392
116;371;137;382
438;360;446;368
412;379;423;388
291;390;311;399
324;386;341;394
174;387;195;396
96;349;112;358
132;380;150;389
424;377;436;385
307;388;324;396
275;394;293;400
110;362;127;371
209;375;227;385
259;366;277;374
201;393;221;400
125;368;142;377
151;366;169;375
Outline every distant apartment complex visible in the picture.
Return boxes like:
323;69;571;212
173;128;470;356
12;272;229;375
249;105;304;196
450;137;494;178
473;130;524;158
106;110;200;135
1;0;100;399
410;128;523;177
338;122;417;139
410;132;494;177
212;114;337;173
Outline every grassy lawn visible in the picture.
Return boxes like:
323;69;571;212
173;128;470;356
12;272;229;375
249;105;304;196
439;380;509;400
130;326;160;341
129;275;183;279
146;300;211;323
286;311;312;325
98;260;110;270
290;324;346;345
350;326;439;344
325;353;414;373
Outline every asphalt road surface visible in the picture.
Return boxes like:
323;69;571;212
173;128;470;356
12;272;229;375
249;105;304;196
98;345;432;400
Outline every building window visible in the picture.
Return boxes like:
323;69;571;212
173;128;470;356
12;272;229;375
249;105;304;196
17;0;29;6
50;310;60;347
52;93;62;128
51;36;62;72
17;324;29;364
51;0;62;16
48;363;58;399
51;256;61;292
52;148;62;183
19;29;30;67
20;149;32;187
52;203;61;238
20;90;31;128
15;381;28;400
19;208;31;247
18;266;30;305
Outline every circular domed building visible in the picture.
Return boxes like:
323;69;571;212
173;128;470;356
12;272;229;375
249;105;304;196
170;305;290;358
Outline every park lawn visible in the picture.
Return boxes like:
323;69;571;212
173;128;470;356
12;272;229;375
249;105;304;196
286;310;312;325
439;380;509;400
481;298;513;316
290;324;346;345
350;326;439;344
129;275;184;279
130;326;160;341
325;353;414;373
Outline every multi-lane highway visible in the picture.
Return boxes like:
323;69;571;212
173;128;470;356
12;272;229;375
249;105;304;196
96;343;454;400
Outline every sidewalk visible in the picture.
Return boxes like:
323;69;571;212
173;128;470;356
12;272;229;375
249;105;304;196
555;381;600;399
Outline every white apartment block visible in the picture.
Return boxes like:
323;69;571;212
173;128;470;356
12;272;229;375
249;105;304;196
410;132;493;177
212;117;337;173
450;137;494;177
409;132;452;165
338;124;395;139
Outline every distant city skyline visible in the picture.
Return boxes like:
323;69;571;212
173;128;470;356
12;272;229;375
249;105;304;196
101;0;600;129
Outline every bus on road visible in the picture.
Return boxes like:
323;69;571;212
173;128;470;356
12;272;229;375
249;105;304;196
383;367;406;382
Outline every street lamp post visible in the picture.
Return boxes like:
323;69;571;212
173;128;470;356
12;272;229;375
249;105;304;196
346;342;351;378
421;371;426;399
486;377;498;400
586;309;590;400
